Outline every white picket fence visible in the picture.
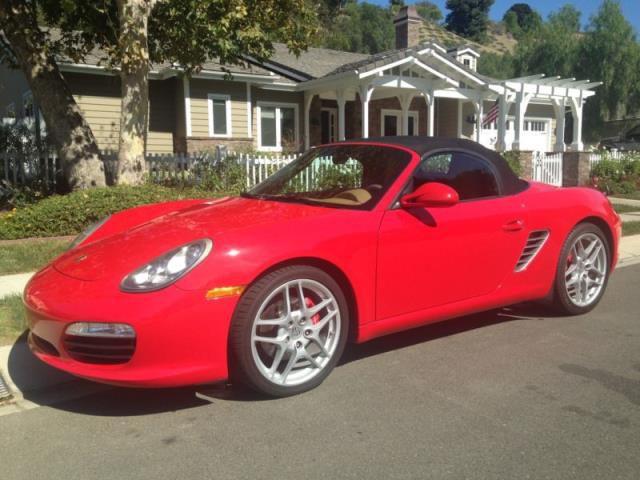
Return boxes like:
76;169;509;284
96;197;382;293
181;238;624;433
238;153;299;188
532;151;563;187
0;149;60;190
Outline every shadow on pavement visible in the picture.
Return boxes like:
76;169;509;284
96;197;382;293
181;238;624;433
6;302;560;415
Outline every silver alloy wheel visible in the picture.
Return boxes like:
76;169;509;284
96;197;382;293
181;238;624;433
564;232;607;307
250;279;341;387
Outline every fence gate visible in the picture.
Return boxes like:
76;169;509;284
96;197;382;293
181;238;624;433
532;151;563;187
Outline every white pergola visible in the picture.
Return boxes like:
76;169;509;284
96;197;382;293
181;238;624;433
296;42;600;152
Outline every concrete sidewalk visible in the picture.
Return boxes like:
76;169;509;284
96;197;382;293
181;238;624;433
610;196;640;207
0;272;33;299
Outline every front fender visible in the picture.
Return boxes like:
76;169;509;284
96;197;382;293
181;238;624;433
84;198;220;245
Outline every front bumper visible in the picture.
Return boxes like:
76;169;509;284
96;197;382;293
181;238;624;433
24;266;239;387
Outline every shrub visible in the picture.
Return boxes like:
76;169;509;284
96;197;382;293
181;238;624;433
591;154;640;195
0;184;223;240
502;151;523;176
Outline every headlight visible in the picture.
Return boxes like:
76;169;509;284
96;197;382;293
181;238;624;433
120;239;213;292
68;216;111;250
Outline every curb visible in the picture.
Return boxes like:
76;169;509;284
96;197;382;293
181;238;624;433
0;341;105;415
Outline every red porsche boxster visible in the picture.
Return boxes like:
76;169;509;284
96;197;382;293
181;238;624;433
25;138;621;397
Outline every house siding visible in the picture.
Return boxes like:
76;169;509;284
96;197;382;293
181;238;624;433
65;73;175;154
189;78;249;138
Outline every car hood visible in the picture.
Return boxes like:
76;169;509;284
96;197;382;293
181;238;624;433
53;196;335;281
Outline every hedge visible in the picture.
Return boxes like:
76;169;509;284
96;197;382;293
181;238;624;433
0;185;223;240
591;155;640;196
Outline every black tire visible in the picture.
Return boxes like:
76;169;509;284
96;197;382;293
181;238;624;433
229;265;349;397
552;222;611;315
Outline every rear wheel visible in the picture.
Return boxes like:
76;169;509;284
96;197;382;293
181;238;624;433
552;223;610;315
229;265;348;397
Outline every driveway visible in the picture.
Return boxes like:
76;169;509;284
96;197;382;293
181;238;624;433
1;265;639;480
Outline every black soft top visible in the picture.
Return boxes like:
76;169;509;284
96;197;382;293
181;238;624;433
340;136;527;195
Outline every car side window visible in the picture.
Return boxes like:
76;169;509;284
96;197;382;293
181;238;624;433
412;152;499;201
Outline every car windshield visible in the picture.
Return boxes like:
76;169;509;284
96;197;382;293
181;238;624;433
243;145;412;210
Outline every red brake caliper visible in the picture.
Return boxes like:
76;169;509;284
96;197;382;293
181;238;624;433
305;297;321;324
567;252;574;270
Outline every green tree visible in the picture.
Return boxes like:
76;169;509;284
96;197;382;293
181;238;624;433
415;1;443;22
577;0;640;134
511;4;582;79
445;0;495;42
478;51;514;79
320;2;394;54
548;4;581;32
0;0;106;190
2;0;318;187
502;3;542;38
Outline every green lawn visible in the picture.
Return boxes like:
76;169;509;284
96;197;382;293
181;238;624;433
0;294;27;345
612;203;640;214
0;239;70;276
623;221;640;237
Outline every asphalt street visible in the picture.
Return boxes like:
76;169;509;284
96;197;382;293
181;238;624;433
1;264;639;480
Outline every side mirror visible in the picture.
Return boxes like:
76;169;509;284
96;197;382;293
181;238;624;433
400;182;459;208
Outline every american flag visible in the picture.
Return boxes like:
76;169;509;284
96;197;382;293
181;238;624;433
482;100;499;127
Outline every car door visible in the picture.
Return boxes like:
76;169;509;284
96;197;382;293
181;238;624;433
376;151;528;320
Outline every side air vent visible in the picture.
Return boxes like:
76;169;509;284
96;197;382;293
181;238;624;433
515;230;549;272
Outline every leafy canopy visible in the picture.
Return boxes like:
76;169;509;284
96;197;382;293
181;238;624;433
445;0;495;42
37;0;319;72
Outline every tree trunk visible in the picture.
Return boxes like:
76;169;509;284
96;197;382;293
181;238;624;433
0;0;106;190
116;0;151;185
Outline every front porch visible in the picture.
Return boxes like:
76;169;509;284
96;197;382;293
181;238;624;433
298;43;599;154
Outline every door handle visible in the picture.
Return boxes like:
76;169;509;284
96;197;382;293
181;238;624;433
503;219;525;232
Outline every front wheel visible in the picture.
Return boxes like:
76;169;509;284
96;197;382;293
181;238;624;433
552;223;610;315
229;265;349;397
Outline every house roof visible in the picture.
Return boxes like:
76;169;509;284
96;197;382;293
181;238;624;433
262;43;370;80
323;41;492;84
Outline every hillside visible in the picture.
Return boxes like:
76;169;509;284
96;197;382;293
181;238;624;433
418;20;517;55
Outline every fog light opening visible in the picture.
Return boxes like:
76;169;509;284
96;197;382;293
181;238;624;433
65;322;136;338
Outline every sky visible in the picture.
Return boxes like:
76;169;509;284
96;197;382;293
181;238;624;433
365;0;640;33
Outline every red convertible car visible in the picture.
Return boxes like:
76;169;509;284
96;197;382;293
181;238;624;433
25;138;621;397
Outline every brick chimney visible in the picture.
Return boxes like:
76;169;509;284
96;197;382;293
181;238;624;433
394;5;423;49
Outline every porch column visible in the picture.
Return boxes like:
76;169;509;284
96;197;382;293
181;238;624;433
336;89;347;141
457;100;463;138
495;93;510;152
552;98;566;152
304;92;314;150
398;92;414;135
569;95;584;151
473;100;483;143
183;76;192;137
424;91;435;136
359;84;374;138
513;91;531;151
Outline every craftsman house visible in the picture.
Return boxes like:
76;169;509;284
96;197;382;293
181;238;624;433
0;6;598;155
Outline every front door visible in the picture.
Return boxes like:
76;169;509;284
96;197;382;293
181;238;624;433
376;151;527;320
320;108;338;144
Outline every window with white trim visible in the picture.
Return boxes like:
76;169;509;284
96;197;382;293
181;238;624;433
381;109;419;136
524;120;547;132
257;103;299;151
208;94;232;137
